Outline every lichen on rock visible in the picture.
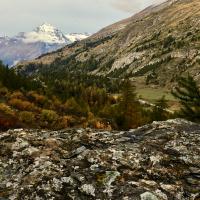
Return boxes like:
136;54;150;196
0;119;199;199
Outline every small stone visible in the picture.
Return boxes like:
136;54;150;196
80;184;95;197
74;146;87;155
155;189;168;200
140;192;159;200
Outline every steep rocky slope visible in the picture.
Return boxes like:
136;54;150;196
0;119;200;199
16;0;200;88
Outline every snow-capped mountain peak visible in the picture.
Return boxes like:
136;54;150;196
19;23;69;44
0;23;90;66
35;23;58;33
15;23;90;44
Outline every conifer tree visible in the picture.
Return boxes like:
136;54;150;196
117;79;142;130
151;96;168;121
172;74;200;122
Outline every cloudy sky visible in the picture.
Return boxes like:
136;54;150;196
0;0;164;36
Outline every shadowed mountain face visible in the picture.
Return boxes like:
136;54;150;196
0;119;199;199
0;23;89;66
0;38;63;66
17;0;200;89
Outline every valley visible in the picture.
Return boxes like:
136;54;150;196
0;1;200;199
2;0;200;130
16;0;200;91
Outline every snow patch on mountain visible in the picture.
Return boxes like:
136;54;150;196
65;33;90;43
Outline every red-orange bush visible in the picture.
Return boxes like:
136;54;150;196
10;91;25;100
8;98;37;111
27;91;47;106
0;114;20;130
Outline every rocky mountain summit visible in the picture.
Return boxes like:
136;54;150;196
0;119;199;200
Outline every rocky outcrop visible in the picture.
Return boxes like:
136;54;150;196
0;119;200;199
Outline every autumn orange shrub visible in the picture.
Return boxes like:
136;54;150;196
0;113;20;131
88;118;112;130
54;115;76;129
57;116;68;129
8;98;37;111
27;91;47;106
10;91;25;100
94;121;111;130
0;103;15;116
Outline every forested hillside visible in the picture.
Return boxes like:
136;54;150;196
4;0;200;131
1;61;175;130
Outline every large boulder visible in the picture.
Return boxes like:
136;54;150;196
0;119;199;199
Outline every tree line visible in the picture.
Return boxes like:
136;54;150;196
0;60;199;130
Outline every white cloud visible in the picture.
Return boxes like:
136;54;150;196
0;0;165;36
